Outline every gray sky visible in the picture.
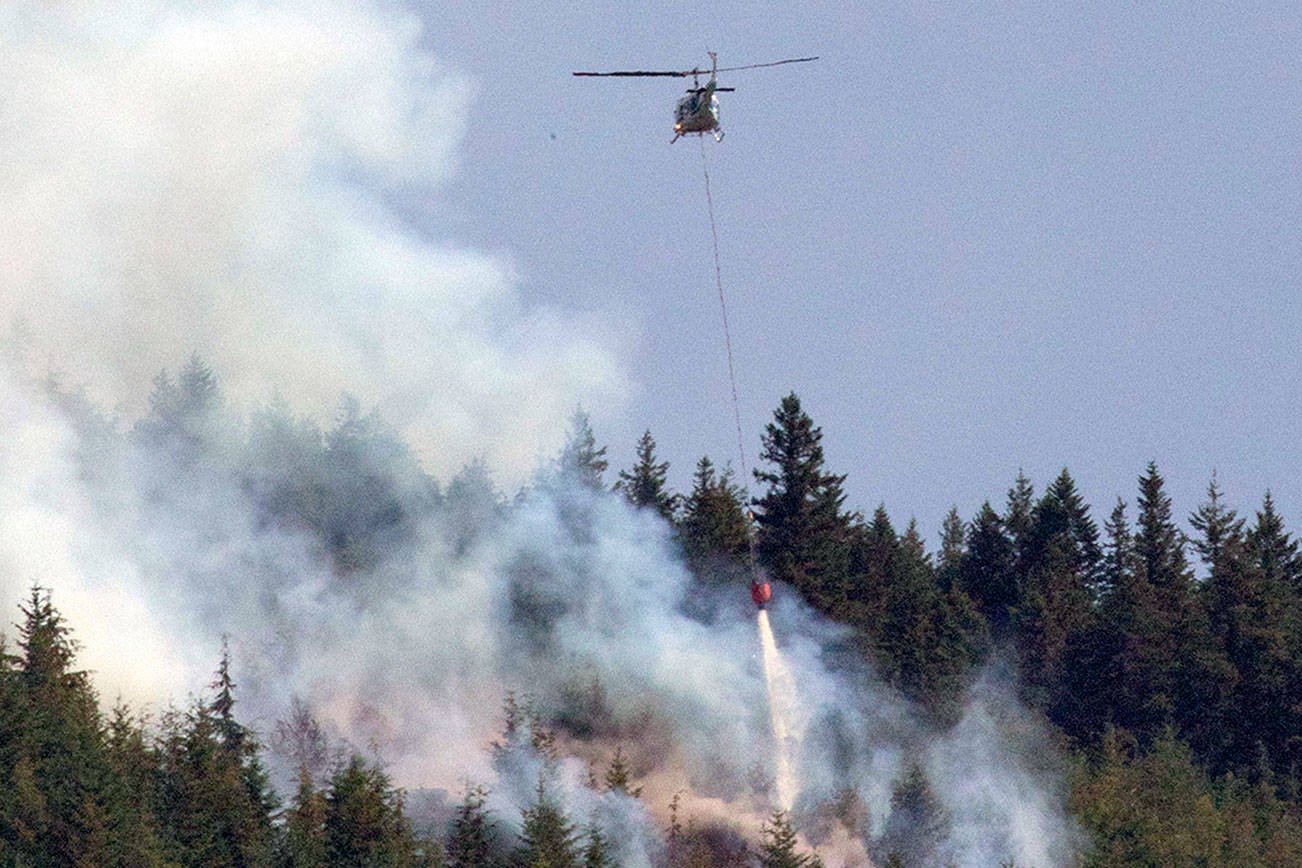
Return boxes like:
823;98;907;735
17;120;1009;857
5;1;1298;548
416;1;1302;543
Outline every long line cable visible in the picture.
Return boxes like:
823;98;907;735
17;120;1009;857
700;137;758;569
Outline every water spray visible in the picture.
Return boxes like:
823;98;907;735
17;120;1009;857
702;137;802;812
757;607;798;810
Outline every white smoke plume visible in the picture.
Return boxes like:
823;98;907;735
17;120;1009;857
1;0;625;481
0;2;1082;865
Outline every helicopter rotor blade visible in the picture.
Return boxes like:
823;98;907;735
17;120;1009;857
715;56;819;73
572;69;698;78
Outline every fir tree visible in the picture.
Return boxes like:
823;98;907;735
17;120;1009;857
323;756;433;867
280;766;328;868
558;408;608;490
101;704;168;867
678;456;752;574
1134;462;1192;594
604;746;642;797
616;430;678;520
1247;491;1301;595
753;393;853;613
1189;472;1244;579
1015;470;1099;713
447;784;497;868
515;780;579;868
5;587;112;867
582;825;613;868
758;810;820;868
845;505;896;623
875;763;949;867
1004;471;1036;569
960;502;1016;634
936;506;965;592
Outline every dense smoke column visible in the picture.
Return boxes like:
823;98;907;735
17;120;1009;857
757;609;798;810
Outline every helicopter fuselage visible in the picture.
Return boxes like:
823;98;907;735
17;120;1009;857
673;83;721;142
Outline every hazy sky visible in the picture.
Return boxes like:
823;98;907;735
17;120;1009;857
413;1;1302;543
6;1;1299;548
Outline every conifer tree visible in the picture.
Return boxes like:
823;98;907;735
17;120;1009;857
875;763;949;867
604;746;642;797
154;651;277;866
1247;491;1301;595
323;756;434;867
678;457;751;574
960;502;1016;634
872;523;980;712
616;430;678;520
754;393;853;613
1189;473;1244;579
5;587;112;867
1203;489;1302;778
280;766;328;868
135;354;225;468
1004;471;1036;569
845;505;896;622
758;810;821;868
447;785;497;868
559;408;608;490
101;704;169;867
582;825;613;868
1015;470;1099;712
936;506;965;592
515;780;579;868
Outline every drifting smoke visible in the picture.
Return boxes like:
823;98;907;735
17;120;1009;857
0;2;1082;866
0;0;625;481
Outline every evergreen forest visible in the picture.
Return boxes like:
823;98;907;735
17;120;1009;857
4;359;1302;867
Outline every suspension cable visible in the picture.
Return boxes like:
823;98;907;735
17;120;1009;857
700;137;758;570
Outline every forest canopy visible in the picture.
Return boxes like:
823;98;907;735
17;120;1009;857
2;361;1301;866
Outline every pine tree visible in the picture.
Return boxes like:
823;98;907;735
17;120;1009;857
1134;462;1193;595
845;505;896;623
582;825;613;868
678;457;752;575
869;523;981;713
604;746;642;797
1203;490;1302;779
101;704;169;867
616;430;678;520
936;506;965;593
515;780;579;868
558;408;608;490
6;587;113;867
875;763;950;867
280;766;328;868
1004;471;1036;568
447;785;497;868
1189;473;1244;579
1247;491;1301;595
154;651;277;866
445;459;504;556
960;502;1016;634
1015;470;1099;713
753;393;853;613
135;354;225;468
758;810;819;868
323;756;433;867
1029;469;1102;581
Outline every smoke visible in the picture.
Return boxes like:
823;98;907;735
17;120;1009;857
0;0;625;481
0;2;1082;865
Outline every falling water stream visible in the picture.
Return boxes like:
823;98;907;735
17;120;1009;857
757;608;798;810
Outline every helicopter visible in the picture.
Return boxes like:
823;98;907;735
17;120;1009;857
573;52;818;143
